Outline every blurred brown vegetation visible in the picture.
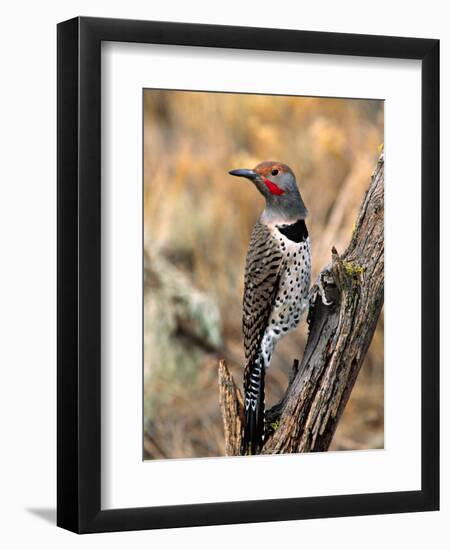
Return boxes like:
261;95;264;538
143;89;384;459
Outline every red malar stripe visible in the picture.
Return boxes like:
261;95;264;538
262;177;285;196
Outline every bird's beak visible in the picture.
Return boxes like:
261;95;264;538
228;168;258;180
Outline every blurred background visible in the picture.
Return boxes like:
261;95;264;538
143;90;384;459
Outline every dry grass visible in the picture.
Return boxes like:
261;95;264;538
143;89;384;458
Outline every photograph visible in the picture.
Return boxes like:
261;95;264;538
52;9;439;537
0;1;442;541
143;89;384;459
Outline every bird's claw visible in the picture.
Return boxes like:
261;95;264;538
310;269;337;307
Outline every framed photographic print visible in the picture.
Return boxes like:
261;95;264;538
57;17;439;533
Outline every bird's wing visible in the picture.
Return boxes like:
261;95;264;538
242;222;284;370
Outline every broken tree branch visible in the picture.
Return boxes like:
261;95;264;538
218;151;384;455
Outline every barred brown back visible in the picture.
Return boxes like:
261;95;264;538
242;222;284;390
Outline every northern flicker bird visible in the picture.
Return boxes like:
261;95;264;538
229;161;311;455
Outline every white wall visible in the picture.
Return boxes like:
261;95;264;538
0;1;447;547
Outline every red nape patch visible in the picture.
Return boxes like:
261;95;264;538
262;177;285;196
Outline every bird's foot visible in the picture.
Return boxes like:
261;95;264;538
308;268;338;308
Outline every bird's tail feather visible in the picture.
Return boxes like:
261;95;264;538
241;357;265;455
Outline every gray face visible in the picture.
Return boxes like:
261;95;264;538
229;162;308;224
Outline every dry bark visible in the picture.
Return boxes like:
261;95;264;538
218;151;384;455
218;360;244;455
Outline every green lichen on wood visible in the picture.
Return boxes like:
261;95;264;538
342;260;364;280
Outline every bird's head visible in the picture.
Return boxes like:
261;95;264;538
229;161;307;224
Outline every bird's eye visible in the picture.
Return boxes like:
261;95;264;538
271;169;279;176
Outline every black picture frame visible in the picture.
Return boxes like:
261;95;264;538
57;16;439;533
